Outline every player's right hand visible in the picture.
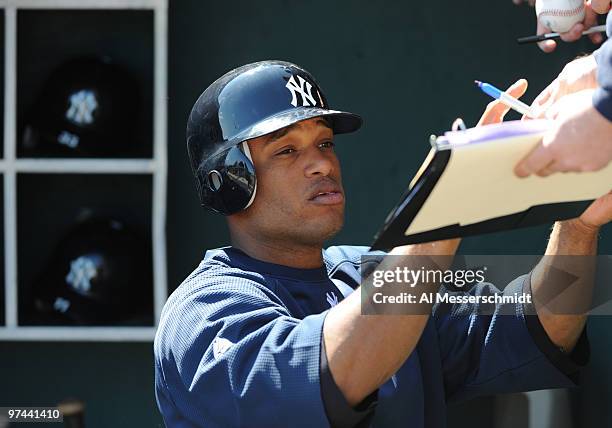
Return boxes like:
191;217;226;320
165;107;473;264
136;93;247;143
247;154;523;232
536;0;603;53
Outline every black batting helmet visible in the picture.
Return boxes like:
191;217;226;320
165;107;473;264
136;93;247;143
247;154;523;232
186;60;362;215
28;218;152;326
20;56;140;157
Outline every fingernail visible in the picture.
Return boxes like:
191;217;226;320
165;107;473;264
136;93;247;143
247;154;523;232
514;165;527;177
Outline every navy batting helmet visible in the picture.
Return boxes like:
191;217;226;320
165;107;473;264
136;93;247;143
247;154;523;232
186;60;362;215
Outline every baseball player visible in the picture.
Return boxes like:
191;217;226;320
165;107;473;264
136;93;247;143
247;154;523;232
154;61;609;427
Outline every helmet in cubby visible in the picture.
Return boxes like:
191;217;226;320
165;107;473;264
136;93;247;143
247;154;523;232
28;218;152;325
20;56;141;157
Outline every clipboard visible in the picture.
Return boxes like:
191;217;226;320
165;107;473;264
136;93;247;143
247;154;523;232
371;120;612;251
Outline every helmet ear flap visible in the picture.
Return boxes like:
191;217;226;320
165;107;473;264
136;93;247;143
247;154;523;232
240;142;257;210
198;144;257;215
206;170;224;192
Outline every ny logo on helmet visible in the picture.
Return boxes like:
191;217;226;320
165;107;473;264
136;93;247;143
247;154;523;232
286;75;318;107
65;256;97;293
66;89;98;125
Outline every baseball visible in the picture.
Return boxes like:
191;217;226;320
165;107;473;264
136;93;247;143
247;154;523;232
535;0;585;33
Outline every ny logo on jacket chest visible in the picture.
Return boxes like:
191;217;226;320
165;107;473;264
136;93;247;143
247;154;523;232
326;291;339;308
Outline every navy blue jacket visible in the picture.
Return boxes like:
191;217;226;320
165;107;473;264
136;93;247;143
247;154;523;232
593;12;612;120
154;246;588;427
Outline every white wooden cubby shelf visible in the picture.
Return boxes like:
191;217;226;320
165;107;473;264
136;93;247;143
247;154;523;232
0;0;168;341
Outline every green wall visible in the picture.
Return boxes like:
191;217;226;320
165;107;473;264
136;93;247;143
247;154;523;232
1;1;610;427
1;342;162;427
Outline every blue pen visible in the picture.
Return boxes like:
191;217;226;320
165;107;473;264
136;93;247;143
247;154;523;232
475;80;534;118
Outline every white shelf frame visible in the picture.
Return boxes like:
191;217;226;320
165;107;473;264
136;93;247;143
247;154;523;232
0;326;158;341
0;159;158;173
0;0;158;9
1;0;168;341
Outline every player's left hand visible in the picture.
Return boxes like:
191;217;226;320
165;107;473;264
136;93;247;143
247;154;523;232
515;89;612;177
477;79;529;126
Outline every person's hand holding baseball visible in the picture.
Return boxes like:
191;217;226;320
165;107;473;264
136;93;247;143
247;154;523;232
535;0;606;53
515;89;612;177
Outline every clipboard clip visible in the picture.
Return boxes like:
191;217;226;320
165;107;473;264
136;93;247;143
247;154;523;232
451;118;467;131
429;117;467;150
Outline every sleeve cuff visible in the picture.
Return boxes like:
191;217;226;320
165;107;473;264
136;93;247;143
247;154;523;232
593;87;612;122
593;47;601;64
320;330;378;428
522;272;590;385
